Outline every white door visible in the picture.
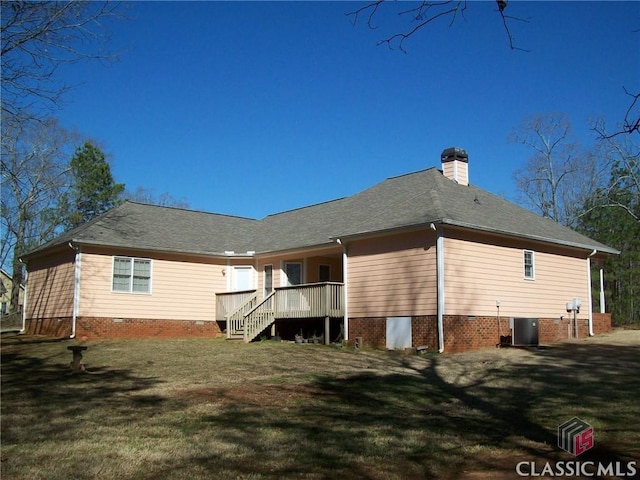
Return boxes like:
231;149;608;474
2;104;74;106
233;266;253;291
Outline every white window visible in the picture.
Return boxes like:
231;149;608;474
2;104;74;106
523;250;535;280
319;264;331;282
113;257;152;293
284;262;302;286
264;264;273;296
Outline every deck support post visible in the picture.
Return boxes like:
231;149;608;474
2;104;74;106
324;316;330;345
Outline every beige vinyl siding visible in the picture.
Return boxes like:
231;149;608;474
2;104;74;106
26;251;75;318
348;230;437;317
306;256;342;283
79;250;226;321
256;246;342;300
444;233;589;318
442;160;468;186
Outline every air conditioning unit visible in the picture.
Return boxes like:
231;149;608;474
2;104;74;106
511;318;539;347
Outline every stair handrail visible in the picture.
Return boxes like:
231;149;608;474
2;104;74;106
243;291;276;342
224;292;257;339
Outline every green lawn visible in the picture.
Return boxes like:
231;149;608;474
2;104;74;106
1;330;638;479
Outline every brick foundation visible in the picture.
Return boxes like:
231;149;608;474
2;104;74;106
349;313;614;353
76;317;223;340
592;313;612;334
24;317;73;337
24;316;223;340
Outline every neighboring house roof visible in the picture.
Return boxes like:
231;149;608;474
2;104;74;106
23;167;619;260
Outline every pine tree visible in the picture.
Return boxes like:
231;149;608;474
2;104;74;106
66;142;125;229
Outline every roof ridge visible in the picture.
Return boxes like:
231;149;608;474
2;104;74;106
125;200;258;221
264;196;348;218
386;166;439;181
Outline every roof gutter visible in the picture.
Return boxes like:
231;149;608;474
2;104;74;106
439;219;620;255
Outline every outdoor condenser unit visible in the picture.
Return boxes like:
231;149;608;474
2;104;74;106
510;318;539;347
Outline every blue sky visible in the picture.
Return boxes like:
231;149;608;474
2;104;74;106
55;1;639;219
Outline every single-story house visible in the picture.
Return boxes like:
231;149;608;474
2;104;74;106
20;148;618;351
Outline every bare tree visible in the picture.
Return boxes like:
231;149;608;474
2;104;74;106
346;0;529;53
124;187;190;209
1;1;123;122
1;118;78;311
584;121;639;222
595;88;640;140
511;113;604;228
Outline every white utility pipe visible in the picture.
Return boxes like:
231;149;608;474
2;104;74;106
337;238;349;341
19;268;27;334
599;268;606;313
434;225;445;353
587;250;597;336
70;242;81;339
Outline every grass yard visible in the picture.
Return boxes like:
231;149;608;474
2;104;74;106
1;329;639;479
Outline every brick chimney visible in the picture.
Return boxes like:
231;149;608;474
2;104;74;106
441;147;468;186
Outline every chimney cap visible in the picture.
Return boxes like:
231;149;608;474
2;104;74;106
441;147;468;163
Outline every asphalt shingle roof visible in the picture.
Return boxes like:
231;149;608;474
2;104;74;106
26;203;259;257
25;167;618;259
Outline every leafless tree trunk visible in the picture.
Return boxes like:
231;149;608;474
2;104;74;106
1;118;78;311
585;120;639;223
511;113;604;228
1;1;123;123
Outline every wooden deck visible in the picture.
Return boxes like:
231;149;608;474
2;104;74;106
216;282;344;342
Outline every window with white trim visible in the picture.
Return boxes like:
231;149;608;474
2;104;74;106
264;264;273;297
319;264;331;282
113;257;152;293
523;250;535;280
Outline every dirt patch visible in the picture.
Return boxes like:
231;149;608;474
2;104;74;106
177;383;331;407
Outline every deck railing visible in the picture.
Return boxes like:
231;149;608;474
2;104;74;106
244;291;276;342
224;292;258;339
216;283;344;342
274;282;344;319
215;289;257;321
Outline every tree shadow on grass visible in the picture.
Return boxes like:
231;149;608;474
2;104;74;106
152;341;640;479
2;338;638;479
1;346;167;446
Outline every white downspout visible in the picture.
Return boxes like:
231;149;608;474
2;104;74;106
587;249;597;337
599;268;606;313
336;238;348;341
433;224;445;353
19;266;27;334
70;242;81;339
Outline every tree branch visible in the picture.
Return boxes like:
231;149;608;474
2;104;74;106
346;0;529;53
